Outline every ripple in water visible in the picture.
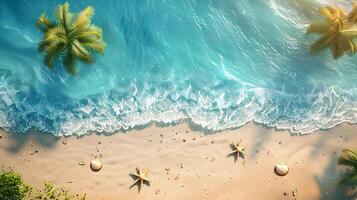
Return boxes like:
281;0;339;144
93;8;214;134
0;0;356;135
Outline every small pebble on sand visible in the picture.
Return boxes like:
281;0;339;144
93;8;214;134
292;189;297;197
79;161;86;166
62;140;67;145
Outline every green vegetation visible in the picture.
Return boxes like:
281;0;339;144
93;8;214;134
338;148;357;186
307;4;357;59
0;171;32;200
0;170;86;200
36;2;106;75
33;182;86;200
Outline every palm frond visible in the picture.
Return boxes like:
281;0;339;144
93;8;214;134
310;35;334;53
319;6;335;20
330;42;344;59
70;40;93;63
340;170;357;186
306;22;330;34
78;25;102;39
338;149;357;186
348;3;357;23
71;6;94;33
36;14;56;32
81;40;106;53
63;49;76;75
44;26;67;44
43;43;66;68
336;35;352;53
55;2;73;31
338;149;357;167
340;28;357;38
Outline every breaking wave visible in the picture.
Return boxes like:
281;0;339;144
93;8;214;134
0;0;356;136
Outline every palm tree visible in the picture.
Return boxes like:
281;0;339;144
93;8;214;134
338;148;357;186
306;5;357;59
36;3;105;75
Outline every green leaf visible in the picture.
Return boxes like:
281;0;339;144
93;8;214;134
63;48;77;75
81;40;106;53
36;14;56;32
71;6;94;33
70;39;93;63
306;22;330;35
310;35;334;53
55;2;73;32
43;43;66;68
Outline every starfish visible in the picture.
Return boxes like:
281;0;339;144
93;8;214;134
129;168;151;192
228;140;246;163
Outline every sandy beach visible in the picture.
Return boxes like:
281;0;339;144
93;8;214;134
0;123;356;200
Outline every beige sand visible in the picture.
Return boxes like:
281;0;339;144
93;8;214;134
0;123;356;200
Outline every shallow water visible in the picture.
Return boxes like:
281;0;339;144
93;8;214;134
0;0;356;135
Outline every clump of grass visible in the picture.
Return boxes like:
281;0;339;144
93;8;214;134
0;171;32;200
33;182;86;200
0;170;86;200
338;148;357;186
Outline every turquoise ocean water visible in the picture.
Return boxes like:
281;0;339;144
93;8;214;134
0;0;356;136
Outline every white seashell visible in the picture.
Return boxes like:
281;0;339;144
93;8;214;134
274;162;289;176
90;159;103;172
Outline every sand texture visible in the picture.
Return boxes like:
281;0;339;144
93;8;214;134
0;123;356;199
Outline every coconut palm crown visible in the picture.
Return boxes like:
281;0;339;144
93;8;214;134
36;2;105;75
306;4;357;59
338;148;357;186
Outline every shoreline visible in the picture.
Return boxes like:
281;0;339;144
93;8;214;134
1;122;357;199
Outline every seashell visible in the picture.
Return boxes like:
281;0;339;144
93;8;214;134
90;159;103;172
274;162;289;176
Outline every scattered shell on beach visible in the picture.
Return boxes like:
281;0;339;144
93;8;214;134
78;161;86;166
90;159;103;172
274;162;289;176
62;140;67;145
292;189;297;197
